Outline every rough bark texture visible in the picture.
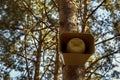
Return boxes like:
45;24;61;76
62;66;85;80
59;0;78;34
58;0;85;80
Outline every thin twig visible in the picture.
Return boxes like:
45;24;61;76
82;0;106;32
25;35;31;80
87;50;119;70
95;34;120;45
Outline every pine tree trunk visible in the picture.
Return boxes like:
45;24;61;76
59;0;78;33
58;0;85;80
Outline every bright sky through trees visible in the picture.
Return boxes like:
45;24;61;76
0;0;120;80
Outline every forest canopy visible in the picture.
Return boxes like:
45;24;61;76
0;0;120;80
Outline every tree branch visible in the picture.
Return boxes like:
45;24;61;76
82;0;106;32
25;35;31;80
82;0;88;33
95;34;120;45
87;50;119;70
87;0;106;20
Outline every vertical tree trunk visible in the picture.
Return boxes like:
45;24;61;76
58;0;85;80
34;34;42;80
54;30;60;80
34;8;44;79
59;0;78;33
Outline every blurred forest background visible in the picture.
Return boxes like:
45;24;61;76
0;0;120;80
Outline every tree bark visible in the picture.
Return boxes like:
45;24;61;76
34;33;42;80
62;66;85;80
58;0;85;80
59;0;78;34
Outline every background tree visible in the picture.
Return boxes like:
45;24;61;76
0;0;120;80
